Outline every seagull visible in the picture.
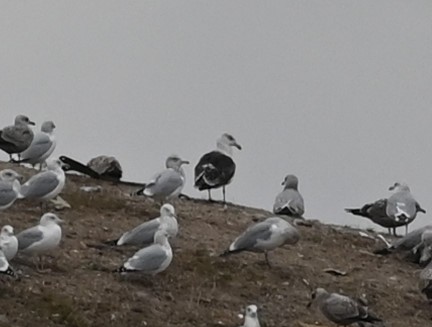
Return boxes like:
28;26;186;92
17;121;56;168
376;225;432;266
114;227;173;276
16;213;63;261
239;304;261;327
138;155;189;201
386;182;424;234
221;216;299;267
345;182;425;236
0;169;22;211
420;260;432;302
194;133;241;204
0;225;18;261
19;157;66;210
412;229;432;266
0;114;35;161
106;203;178;246
273;174;305;218
0;248;17;278
307;288;382;326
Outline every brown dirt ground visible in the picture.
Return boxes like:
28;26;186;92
0;162;431;327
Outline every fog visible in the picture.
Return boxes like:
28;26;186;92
1;1;431;231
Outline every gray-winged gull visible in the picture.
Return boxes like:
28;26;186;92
115;227;173;275
411;229;432;266
140;155;189;200
345;182;426;236
386;182;424;235
106;203;178;246
0;225;18;261
17;121;56;168
374;225;432;253
0;169;22;211
273;174;305;218
17;213;63;256
307;288;382;326
20;158;66;208
239;304;261;327
0;248;17;278
221;216;299;267
0;114;35;160
194;133;241;203
420;260;432;301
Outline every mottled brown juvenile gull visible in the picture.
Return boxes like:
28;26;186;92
0;114;35;160
307;288;382;326
221;216;299;267
194;133;241;204
273;174;304;218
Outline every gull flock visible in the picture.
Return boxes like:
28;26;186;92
0;113;430;326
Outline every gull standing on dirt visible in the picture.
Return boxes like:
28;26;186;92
345;182;426;236
19;158;66;209
115;227;173;275
0;169;22;211
239;304;261;327
17;121;56;168
273;174;305;218
221;217;300;267
17;213;63;258
307;288;382;326
0;248;17;278
0;114;35;160
194;133;241;204
386;182;424;235
138;155;189;200
106;203;178;246
0;225;18;261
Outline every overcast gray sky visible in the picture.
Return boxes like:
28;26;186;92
1;1;431;231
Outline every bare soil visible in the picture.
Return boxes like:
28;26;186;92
0;162;431;327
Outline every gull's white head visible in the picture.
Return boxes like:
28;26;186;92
41;121;56;133
218;133;242;149
0;169;22;183
282;174;299;190
15;114;35;126
153;227;170;245
307;287;329;308
46;158;63;170
389;182;410;192
165;155;190;169
160;203;176;217
1;225;14;236
40;213;63;226
245;304;258;318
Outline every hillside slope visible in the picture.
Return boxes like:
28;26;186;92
0;162;430;327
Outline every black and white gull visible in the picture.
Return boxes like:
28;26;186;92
194;133;241;204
